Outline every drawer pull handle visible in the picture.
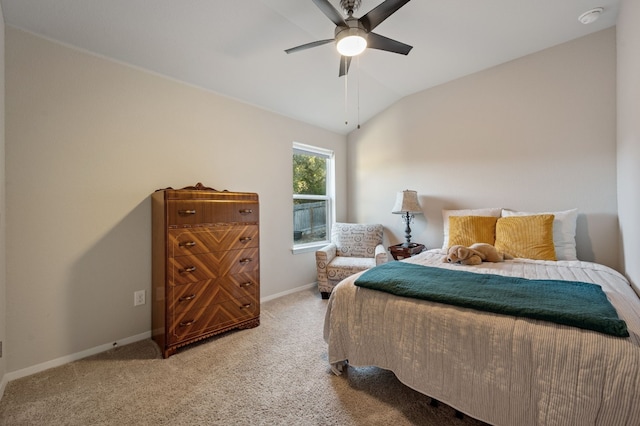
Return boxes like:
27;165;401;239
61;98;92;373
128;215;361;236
179;294;196;302
239;237;252;243
240;282;253;288
239;258;252;264
239;303;252;310
179;241;197;247
239;209;253;215
179;320;195;327
178;209;196;215
181;266;197;273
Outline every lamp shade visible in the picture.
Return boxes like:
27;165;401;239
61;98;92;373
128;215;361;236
392;190;423;214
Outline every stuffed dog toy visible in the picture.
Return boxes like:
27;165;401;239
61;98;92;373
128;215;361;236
444;243;512;265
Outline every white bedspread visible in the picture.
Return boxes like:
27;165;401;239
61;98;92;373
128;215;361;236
324;250;640;426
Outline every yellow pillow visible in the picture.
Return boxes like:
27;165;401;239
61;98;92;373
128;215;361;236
448;216;497;247
495;214;557;260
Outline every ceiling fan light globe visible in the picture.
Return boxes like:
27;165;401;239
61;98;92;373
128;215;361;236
337;35;367;56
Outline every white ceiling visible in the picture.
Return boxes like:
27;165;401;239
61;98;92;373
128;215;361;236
0;0;620;134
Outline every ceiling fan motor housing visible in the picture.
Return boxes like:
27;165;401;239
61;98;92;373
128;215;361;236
334;18;367;38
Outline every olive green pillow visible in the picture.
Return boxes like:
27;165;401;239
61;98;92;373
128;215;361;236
495;214;557;260
447;215;498;248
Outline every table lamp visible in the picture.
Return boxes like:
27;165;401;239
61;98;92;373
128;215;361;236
392;190;423;247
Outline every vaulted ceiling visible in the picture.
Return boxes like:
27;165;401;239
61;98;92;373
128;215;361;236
0;0;620;134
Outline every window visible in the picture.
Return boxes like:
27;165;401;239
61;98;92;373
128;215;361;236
293;142;335;252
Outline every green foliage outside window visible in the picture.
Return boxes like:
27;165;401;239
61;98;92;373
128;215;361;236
293;154;326;197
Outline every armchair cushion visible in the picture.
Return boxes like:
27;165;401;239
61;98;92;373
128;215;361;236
327;257;377;282
332;223;384;258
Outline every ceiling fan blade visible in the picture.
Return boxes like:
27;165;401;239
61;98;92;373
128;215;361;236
312;0;348;27
360;0;411;32
285;39;334;54
339;56;352;77
367;32;412;55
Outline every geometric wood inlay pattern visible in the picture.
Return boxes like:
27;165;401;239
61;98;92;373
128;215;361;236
168;248;259;286
169;271;259;314
169;225;259;256
169;296;259;344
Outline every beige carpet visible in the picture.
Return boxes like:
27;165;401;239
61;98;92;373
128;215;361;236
0;288;489;425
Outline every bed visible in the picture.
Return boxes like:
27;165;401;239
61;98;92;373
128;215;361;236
323;209;640;426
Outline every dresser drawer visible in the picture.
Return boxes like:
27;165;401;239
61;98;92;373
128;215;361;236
166;200;258;226
169;225;259;256
169;271;259;314
169;280;215;313
169;248;259;286
168;296;259;344
221;271;259;299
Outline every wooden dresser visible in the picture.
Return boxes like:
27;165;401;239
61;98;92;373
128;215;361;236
151;183;260;358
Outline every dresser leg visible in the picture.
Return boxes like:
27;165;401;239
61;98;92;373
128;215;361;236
163;346;178;359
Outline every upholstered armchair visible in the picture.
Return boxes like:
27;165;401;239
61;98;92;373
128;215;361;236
316;223;388;299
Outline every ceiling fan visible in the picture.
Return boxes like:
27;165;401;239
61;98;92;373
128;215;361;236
285;0;413;77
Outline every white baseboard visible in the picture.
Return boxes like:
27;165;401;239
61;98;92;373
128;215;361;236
1;282;318;390
3;331;151;383
260;282;316;303
0;374;7;400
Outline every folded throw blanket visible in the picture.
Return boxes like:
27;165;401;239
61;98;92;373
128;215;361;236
355;262;629;337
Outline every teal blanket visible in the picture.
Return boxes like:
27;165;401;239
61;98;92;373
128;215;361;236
354;262;629;337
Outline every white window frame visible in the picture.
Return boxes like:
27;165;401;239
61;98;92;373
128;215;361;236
292;142;335;254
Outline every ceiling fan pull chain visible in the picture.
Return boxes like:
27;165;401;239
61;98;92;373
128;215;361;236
357;55;361;129
344;57;349;126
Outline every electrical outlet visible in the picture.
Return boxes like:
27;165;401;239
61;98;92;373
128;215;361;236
134;290;146;306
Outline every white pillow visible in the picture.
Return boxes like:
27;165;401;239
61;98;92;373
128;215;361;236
501;209;578;260
442;208;502;249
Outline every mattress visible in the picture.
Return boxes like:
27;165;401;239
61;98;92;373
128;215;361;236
324;249;640;426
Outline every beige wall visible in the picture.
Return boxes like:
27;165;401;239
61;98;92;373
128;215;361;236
0;3;7;393
617;0;640;294
347;29;618;269
5;27;347;372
